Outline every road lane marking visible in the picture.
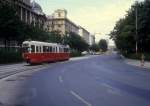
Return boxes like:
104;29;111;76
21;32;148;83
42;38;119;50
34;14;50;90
101;83;121;96
58;76;63;83
107;89;121;96
70;90;92;106
101;83;114;89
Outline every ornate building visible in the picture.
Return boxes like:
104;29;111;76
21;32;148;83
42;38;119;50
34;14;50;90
0;0;46;29
45;9;79;36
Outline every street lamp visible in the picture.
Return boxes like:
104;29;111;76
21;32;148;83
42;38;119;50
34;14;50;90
135;1;138;55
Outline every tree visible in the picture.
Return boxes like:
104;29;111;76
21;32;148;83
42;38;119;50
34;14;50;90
0;3;63;46
98;39;108;52
46;31;63;43
0;3;26;46
64;32;89;52
109;0;150;53
90;44;99;52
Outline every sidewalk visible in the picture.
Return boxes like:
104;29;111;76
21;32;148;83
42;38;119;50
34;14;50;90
125;59;150;69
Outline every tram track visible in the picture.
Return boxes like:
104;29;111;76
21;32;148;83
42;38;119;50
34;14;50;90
0;56;94;80
0;64;50;80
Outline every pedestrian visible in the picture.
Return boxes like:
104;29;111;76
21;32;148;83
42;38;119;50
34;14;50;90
141;53;145;67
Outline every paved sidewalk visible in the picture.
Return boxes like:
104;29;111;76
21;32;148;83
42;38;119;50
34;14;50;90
125;59;150;69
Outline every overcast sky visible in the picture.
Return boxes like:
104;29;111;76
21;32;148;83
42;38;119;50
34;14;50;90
34;0;143;44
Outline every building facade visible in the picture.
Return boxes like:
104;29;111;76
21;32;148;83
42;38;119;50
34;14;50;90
0;0;46;29
45;9;79;36
78;26;91;45
89;35;95;45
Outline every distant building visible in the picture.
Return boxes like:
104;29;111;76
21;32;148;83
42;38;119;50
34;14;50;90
78;26;90;45
45;9;79;36
89;35;95;45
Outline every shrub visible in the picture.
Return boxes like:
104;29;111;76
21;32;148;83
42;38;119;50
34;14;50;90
0;48;23;64
70;50;82;57
123;53;150;61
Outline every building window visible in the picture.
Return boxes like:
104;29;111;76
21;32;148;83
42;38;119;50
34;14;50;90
58;12;61;17
58;24;61;28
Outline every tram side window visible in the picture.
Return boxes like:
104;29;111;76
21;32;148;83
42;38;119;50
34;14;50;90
52;47;54;53
37;46;41;53
39;46;41;53
43;46;46;52
46;46;49;52
47;47;49;52
61;48;63;53
59;47;61;53
36;46;39;53
64;48;66;53
49;46;52;52
54;47;56;53
56;47;59;53
31;45;35;53
52;47;55;53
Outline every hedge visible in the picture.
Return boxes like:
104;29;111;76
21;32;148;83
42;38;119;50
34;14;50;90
123;53;150;61
70;50;82;57
0;48;23;64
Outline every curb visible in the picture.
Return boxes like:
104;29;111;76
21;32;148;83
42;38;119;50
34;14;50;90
119;54;150;70
124;59;150;70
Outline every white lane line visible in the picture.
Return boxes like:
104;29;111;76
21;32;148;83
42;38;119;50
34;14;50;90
101;83;121;96
107;89;121;96
70;90;92;106
58;76;63;83
101;83;114;89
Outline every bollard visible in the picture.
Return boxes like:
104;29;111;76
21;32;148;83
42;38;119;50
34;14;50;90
141;54;145;67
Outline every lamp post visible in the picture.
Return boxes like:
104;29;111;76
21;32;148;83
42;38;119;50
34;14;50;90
135;1;138;55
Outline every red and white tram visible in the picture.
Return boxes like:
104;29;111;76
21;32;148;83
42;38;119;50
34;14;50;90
22;41;70;64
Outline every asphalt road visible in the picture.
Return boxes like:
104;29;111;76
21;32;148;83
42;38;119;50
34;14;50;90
15;54;150;106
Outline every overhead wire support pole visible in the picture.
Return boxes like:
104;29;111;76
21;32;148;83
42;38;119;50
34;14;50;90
135;1;138;55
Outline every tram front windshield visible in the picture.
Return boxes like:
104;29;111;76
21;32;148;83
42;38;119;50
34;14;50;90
22;44;30;53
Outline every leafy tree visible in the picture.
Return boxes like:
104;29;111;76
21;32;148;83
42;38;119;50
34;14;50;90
98;39;108;52
109;0;150;53
64;32;89;52
0;3;26;46
46;31;63;43
90;44;99;52
25;25;49;42
0;3;89;54
0;3;63;45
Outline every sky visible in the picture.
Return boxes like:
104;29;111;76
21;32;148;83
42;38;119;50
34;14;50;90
33;0;143;45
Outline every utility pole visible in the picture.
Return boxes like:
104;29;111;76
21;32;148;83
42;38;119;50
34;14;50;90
135;1;138;55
